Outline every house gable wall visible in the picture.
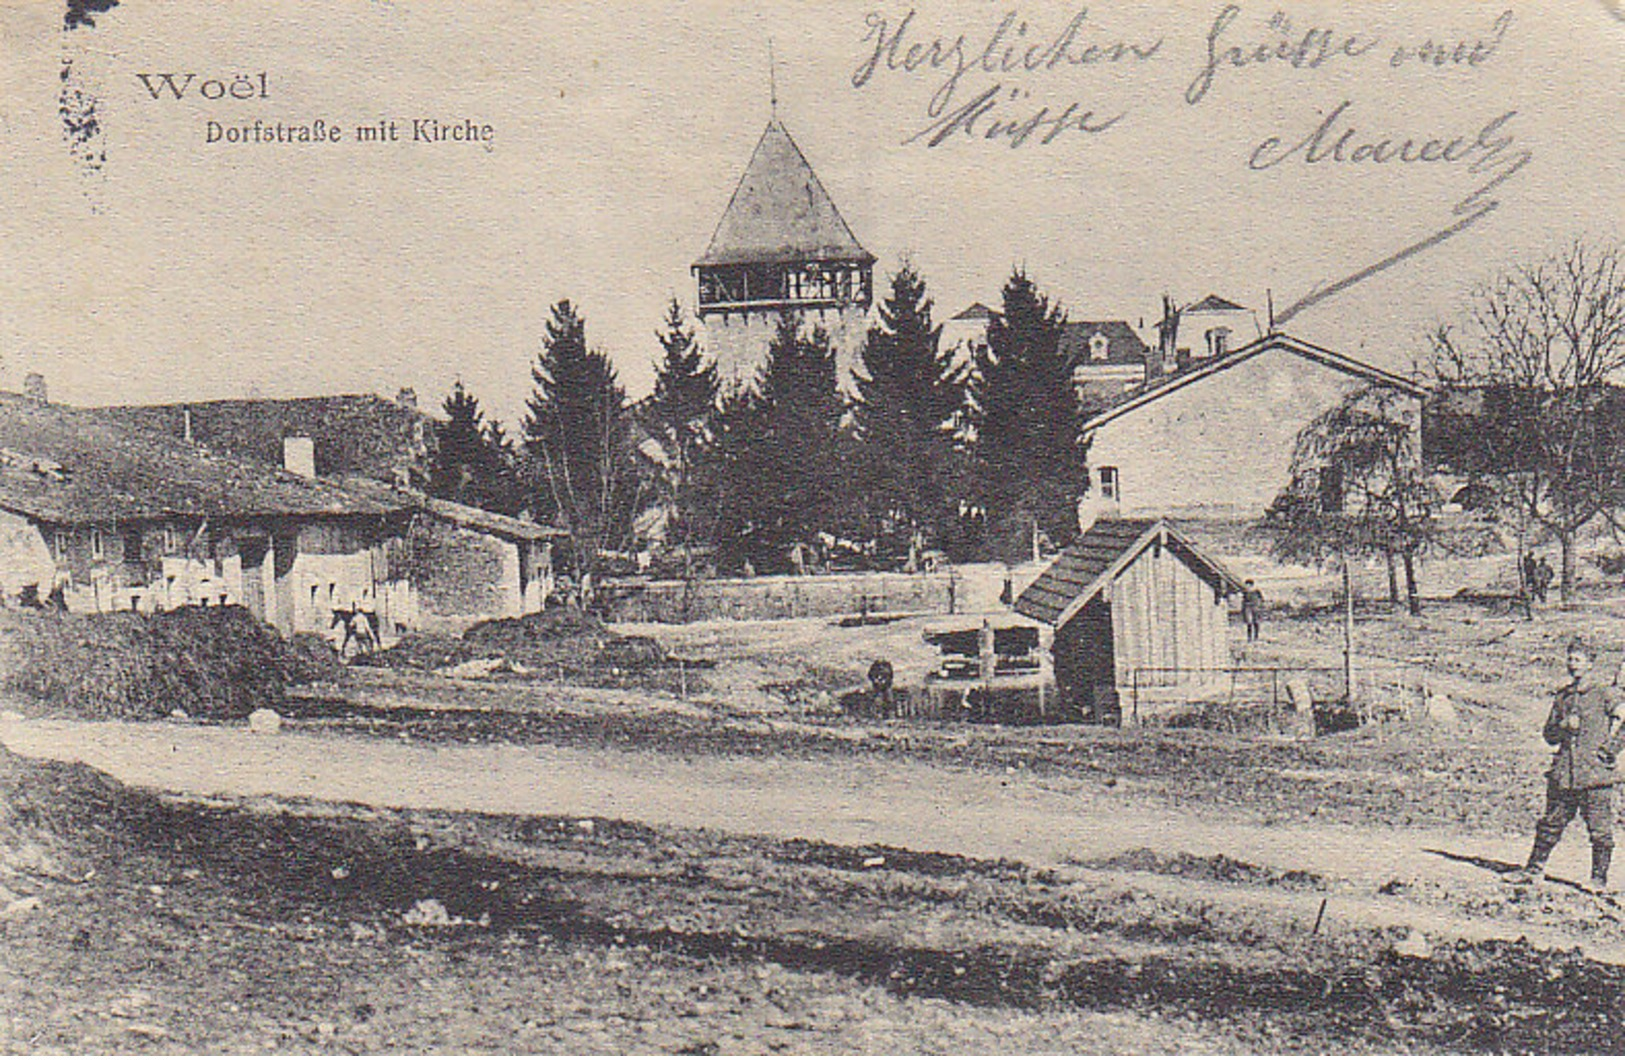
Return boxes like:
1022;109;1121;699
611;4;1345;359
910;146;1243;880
405;517;523;625
1085;345;1421;519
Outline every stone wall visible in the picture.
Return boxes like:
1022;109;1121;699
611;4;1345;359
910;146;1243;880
601;571;958;624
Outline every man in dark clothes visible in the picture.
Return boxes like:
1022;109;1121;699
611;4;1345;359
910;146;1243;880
1511;637;1625;893
1534;556;1555;604
1241;579;1264;643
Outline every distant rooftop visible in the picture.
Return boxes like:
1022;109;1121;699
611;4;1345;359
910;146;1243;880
1060;321;1150;366
1185;294;1246;313
951;302;999;321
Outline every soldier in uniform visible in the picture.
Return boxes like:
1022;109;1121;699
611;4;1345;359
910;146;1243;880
1511;637;1625;893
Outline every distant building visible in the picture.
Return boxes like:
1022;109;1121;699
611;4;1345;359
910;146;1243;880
1078;333;1426;521
1060;320;1153;403
941;302;997;363
693;118;874;390
99;390;436;490
1151;294;1259;379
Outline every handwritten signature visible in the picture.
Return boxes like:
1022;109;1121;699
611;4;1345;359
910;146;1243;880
1264;102;1531;324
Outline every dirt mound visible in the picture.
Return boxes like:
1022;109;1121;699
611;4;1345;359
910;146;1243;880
0;744;124;904
356;632;475;673
462;607;615;669
280;632;348;686
364;608;672;678
0;605;298;720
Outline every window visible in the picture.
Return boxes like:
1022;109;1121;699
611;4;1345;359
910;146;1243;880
1207;327;1232;359
1099;466;1119;501
89;527;105;561
1089;333;1109;362
52;530;68;561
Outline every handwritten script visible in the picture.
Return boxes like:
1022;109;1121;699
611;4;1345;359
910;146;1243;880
851;5;1528;320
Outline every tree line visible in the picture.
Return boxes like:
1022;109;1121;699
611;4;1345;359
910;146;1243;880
427;264;1098;580
1267;240;1625;610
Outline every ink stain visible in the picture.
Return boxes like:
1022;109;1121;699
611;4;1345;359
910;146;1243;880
64;0;119;32
58;57;106;178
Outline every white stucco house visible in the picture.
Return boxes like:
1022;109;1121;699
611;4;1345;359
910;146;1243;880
1078;332;1427;522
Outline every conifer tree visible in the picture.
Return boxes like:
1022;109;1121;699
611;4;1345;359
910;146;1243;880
851;263;966;551
711;309;845;572
970;268;1085;559
428;381;518;515
646;299;719;561
523;299;641;577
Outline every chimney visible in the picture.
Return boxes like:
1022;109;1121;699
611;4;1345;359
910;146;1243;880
1148;296;1178;384
23;373;47;405
396;387;417;412
283;436;316;478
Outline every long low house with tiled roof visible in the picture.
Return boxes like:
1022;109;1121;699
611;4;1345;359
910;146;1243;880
0;391;563;643
1014;518;1243;724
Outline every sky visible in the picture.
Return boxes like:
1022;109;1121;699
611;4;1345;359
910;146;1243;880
1;0;1621;428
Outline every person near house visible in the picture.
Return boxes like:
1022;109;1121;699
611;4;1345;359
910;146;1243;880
1535;556;1555;604
1511;637;1625;893
1241;579;1264;643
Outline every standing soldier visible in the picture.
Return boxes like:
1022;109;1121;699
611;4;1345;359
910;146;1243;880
1241;579;1264;643
1511;637;1625;893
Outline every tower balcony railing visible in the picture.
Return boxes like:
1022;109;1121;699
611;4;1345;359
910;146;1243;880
696;293;871;315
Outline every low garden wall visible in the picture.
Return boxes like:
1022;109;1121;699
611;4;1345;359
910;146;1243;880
601;571;961;624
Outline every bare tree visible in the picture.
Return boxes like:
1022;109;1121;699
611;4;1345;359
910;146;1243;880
1431;240;1625;602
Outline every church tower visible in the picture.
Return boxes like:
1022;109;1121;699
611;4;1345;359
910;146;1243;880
692;118;875;390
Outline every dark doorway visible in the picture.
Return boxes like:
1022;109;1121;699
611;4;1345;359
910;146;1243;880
238;536;270;621
1053;595;1119;724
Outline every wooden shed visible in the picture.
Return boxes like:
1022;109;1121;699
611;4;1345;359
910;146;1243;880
1014;518;1242;724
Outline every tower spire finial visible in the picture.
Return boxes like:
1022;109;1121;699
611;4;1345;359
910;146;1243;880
769;38;777;119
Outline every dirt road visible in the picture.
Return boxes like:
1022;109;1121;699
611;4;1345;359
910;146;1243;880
4;712;1617;962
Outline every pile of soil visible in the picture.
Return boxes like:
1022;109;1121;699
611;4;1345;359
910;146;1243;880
0;745;122;905
0;605;332;720
362;607;668;677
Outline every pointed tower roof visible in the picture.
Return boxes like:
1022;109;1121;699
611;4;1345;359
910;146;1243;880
696;120;874;268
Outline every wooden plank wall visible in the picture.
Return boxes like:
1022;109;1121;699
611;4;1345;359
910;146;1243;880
1110;538;1230;691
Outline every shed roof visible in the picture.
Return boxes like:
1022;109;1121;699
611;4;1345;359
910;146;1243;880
695;120;873;268
1014;518;1242;628
1080;332;1428;436
420;496;568;542
0;392;405;525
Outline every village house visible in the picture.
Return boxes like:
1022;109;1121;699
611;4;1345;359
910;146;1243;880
1152;293;1260;377
0;390;564;643
0;389;415;640
1061;319;1153;404
1078;332;1427;522
1014;517;1243;724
